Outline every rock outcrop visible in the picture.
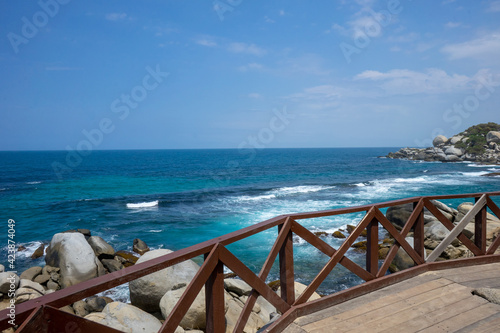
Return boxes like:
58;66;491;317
45;233;105;288
387;123;500;164
129;249;200;313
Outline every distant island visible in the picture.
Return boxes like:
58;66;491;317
387;122;500;166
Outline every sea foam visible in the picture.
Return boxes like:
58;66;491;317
126;200;159;209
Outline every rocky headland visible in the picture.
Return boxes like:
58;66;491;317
386;122;500;165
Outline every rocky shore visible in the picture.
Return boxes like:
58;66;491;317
0;231;283;333
386;123;500;165
1;196;500;332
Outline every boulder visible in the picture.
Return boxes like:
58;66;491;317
445;147;464;157
160;286;206;330
277;281;321;302
47;280;59;291
115;251;139;267
86;296;108;312
450;135;464;145
433;135;448;147
0;272;19;294
0;264;4;273
133;238;150;255
332;231;346;238
486;131;500;144
45;233;105;288
87;236;115;259
424;221;451;241
224;278;252;296
472;288;500;305
225;298;266;333
20;266;42;281
129;249;199;313
101;259;124;273
15;279;45;303
72;300;89;317
446;154;461;162
31;244;45;259
85;302;163;333
33;274;50;285
390;237;416;272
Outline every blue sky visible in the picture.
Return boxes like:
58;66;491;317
1;0;500;150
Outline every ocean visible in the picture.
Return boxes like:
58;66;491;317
1;148;499;300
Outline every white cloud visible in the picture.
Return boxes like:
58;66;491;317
248;93;262;99
196;38;217;47
238;63;264;72
228;43;267;56
354;68;474;94
390;46;401;52
265;16;275;23
105;13;127;21
445;21;462;28
487;1;500;12
279;9;286;16
441;32;500;60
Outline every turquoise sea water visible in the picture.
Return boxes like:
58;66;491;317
1;148;499;298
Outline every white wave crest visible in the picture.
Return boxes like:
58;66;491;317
126;200;159;209
26;181;42;185
15;241;45;259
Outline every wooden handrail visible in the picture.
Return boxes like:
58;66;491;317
1;191;499;333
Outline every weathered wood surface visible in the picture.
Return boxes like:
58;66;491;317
284;263;500;332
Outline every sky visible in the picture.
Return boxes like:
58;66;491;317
1;0;500;150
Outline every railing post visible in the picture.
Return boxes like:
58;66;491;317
279;220;295;304
366;217;379;275
205;254;225;333
413;201;425;260
475;196;487;254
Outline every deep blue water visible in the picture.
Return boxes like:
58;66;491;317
1;148;499;298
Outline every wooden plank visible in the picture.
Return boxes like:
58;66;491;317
475;197;487;253
435;267;500;283
413;200;425;259
427;195;487;262
301;279;453;331
205;259;225;333
396;294;490;332
418;303;500;332
465;314;500;333
366;218;379;275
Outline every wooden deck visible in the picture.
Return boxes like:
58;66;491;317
284;262;500;332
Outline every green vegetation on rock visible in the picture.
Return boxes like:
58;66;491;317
456;122;500;155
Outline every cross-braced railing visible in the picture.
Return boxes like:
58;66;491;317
1;191;500;332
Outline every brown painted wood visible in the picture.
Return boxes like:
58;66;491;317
218;246;291;314
293;208;377;306
161;244;220;333
413;199;425;258
291;220;374;282
235;218;291;332
205;259;225;333
279;217;295;305
15;306;46;333
475;196;488;254
374;208;424;265
486;196;500;219
424;198;482;256
366;218;379;275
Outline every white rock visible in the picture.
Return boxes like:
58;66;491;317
15;279;45;303
45;233;105;288
486;131;500;144
0;272;19;294
433;135;448;147
160;285;207;330
450;135;464;145
87;236;115;258
129;249;199;313
84;302;162;333
277;281;321;302
224;278;252;296
445;146;464;157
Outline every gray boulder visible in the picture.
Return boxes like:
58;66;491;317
433;135;448;147
450;135;464;144
45;233;105;288
386;201;454;230
129;249;200;313
87;236;115;259
486;131;500;144
424;221;450;241
445;146;464;157
391;237;416;272
85;302;163;333
473;288;500;305
0;272;19;294
15;279;45;303
133;238;150;256
224;278;252;296
20;266;42;281
160;285;207;330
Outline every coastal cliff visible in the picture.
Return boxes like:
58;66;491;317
387;122;500;165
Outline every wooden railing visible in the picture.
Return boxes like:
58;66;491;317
1;191;500;332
